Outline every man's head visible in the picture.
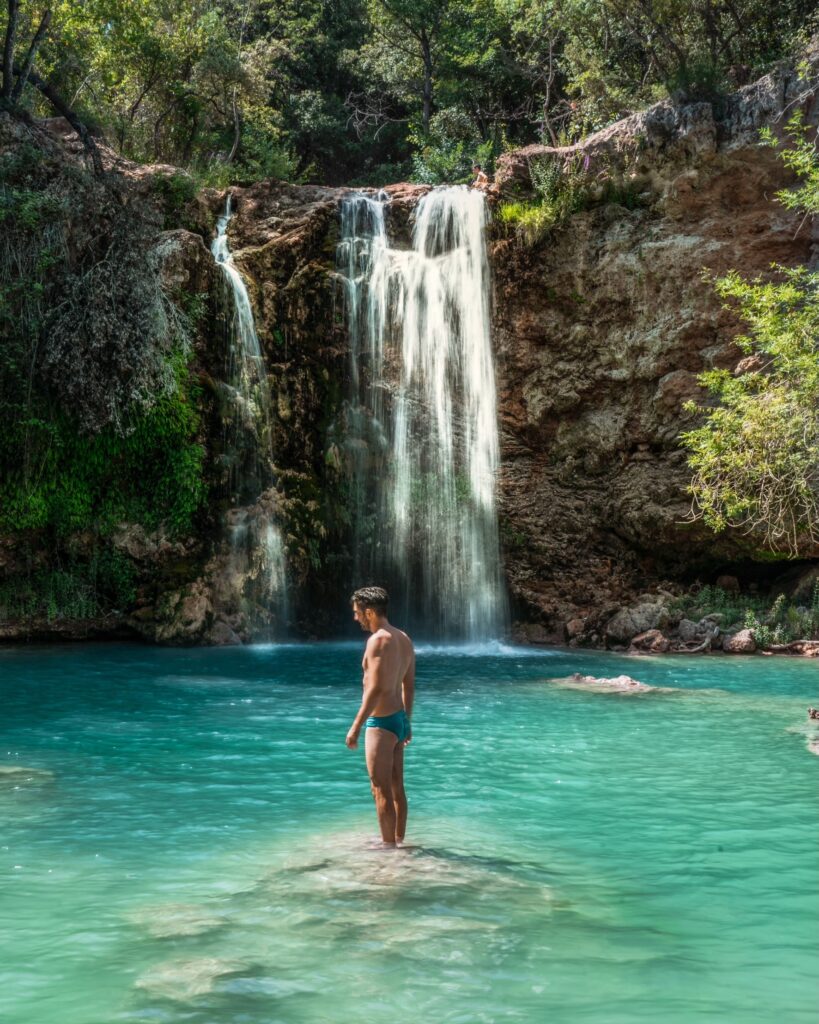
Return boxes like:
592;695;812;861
351;586;389;632
472;163;481;172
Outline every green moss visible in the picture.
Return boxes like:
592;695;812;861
0;353;206;539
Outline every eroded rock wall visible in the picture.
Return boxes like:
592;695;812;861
491;58;818;643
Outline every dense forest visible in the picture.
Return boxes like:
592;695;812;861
1;0;815;185
0;0;817;645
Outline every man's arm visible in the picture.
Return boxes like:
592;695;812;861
346;635;387;749
402;647;415;744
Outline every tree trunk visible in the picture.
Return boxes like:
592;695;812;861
227;87;241;163
2;0;20;100
11;9;52;103
16;62;104;175
420;28;433;136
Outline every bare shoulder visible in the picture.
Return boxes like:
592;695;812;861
366;631;390;655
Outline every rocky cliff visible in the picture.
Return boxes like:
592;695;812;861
490;55;818;644
0;54;816;647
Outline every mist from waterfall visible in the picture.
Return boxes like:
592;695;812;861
338;186;506;640
212;196;288;626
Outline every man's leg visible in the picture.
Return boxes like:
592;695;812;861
365;727;398;844
391;741;407;843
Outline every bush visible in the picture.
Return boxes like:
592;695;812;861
498;155;591;244
682;117;819;555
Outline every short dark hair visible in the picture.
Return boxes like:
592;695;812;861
351;586;389;615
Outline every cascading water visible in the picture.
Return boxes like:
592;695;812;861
212;196;287;628
337;186;507;640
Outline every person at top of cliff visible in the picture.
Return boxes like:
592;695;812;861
471;162;490;188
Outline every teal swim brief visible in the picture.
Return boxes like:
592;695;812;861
366;709;410;742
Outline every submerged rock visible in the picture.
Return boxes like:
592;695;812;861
0;764;54;789
545;672;660;694
135;957;247;1001
128;903;226;939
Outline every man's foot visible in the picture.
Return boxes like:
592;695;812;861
366;839;397;851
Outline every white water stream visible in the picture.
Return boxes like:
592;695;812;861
338;186;506;639
212;197;287;621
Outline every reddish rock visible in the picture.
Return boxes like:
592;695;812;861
723;628;757;654
630;629;671;653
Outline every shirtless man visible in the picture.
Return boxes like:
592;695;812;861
346;586;415;847
471;162;490;188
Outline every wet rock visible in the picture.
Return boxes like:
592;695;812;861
209;620;242;646
630;628;671;653
129;903;226;939
135;957;247;1001
545;672;659;694
722;628;757;654
0;764;54;789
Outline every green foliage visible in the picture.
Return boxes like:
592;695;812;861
498;156;591;245
0;354;206;538
5;0;811;185
0;549;138;621
682;267;819;554
410;111;496;184
682;114;819;555
671;583;819;643
152;171;198;212
742;585;819;644
761;112;819;218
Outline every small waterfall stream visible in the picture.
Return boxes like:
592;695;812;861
212;196;287;629
338;186;506;639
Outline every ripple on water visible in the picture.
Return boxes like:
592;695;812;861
1;644;817;1024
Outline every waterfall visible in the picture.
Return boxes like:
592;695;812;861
212;196;287;630
338;186;506;640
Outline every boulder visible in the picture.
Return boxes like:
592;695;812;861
605;602;669;643
565;618;585;639
677;618;700;642
715;575;740;592
630;628;671;653
723;628;757;654
209;620;242;646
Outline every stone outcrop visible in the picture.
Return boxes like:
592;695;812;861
493;53;819;639
722;628;758;654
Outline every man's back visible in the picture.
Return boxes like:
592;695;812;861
363;625;413;716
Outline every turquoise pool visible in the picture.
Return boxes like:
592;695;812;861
1;642;817;1023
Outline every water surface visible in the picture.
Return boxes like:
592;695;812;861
1;642;817;1023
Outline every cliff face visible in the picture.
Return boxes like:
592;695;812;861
490;60;818;642
0;57;816;646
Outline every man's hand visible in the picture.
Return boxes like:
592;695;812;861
403;722;412;747
345;725;360;749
